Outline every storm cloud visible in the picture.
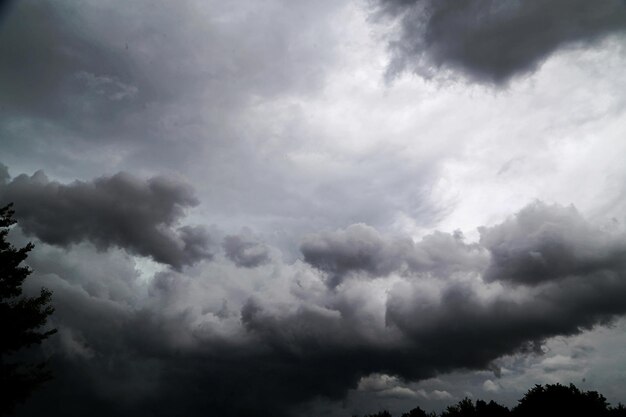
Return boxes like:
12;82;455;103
4;0;626;415
13;201;626;416
377;0;626;84
245;202;626;408
301;223;487;287
223;233;271;268
0;166;213;269
480;202;626;285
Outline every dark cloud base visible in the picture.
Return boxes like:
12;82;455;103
10;201;626;417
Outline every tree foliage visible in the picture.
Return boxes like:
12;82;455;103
513;383;610;417
0;203;56;415
356;383;626;417
365;411;393;417
401;406;435;417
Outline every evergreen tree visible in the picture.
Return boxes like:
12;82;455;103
0;203;56;415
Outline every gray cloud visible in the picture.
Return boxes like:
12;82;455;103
6;200;626;416
301;223;409;286
480;201;626;285
302;202;626;289
223;233;271;268
301;223;487;287
0;0;342;153
243;203;626;407
0;166;213;269
376;0;626;84
0;0;145;132
0;0;427;243
3;0;626;414
12;201;626;417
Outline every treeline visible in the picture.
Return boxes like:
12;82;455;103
359;383;626;417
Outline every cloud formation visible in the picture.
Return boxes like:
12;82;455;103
301;223;487;287
12;201;626;417
0;166;213;269
223;233;271;268
377;0;626;84
3;0;626;415
480;202;626;285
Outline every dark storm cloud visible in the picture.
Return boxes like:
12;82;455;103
376;0;626;84
301;223;487;287
301;224;408;286
303;202;626;287
12;201;626;417
222;234;271;268
480;202;626;285
0;166;213;269
385;270;626;376
245;202;626;399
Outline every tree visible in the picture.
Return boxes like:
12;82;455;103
0;203;56;415
365;411;392;417
513;383;609;417
401;405;436;417
475;400;510;417
609;403;626;417
441;398;477;417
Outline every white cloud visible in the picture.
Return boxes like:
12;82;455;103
483;380;501;393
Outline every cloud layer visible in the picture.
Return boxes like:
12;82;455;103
301;224;486;287
3;0;626;416
12;201;626;416
0;166;212;269
223;233;271;268
377;0;626;83
480;202;626;285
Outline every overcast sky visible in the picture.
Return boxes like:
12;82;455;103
2;0;626;416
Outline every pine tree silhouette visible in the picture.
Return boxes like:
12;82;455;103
0;203;56;415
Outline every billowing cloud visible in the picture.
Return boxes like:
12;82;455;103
3;0;626;415
223;233;271;268
301;223;487;287
357;374;421;399
249;202;626;410
0;166;213;269
480;202;626;285
12;201;626;417
376;0;626;84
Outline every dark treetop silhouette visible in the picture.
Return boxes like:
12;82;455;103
361;383;626;417
0;203;56;415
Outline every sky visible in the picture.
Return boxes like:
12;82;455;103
1;0;626;415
